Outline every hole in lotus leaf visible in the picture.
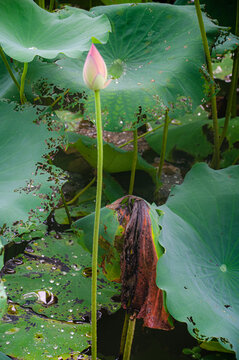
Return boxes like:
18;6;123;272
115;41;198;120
187;316;196;326
224;304;231;308
4;327;20;335
25;245;35;254
3;267;16;275
82;267;99;278
7;304;18;315
23;290;58;307
34;332;44;340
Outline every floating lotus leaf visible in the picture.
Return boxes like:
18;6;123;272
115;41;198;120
0;0;111;62
156;163;239;357
0;304;91;359
2;233;120;321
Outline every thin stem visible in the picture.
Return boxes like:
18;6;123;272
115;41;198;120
128;129;138;195
219;50;239;146
50;88;70;108
232;154;239;165
91;90;103;360
122;316;136;360
119;312;130;357
49;0;55;11
0;47;20;90
66;177;96;206
219;0;239;146
194;0;220;169
60;188;72;225
119;123;164;149
39;0;45;9
157;110;169;179
20;62;28;105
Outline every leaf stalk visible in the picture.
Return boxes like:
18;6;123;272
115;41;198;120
0;47;20;91
128;129;138;195
194;0;220;169
122;316;136;360
20;62;28;105
157;109;169;179
219;0;239;147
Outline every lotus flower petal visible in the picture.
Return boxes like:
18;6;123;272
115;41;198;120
83;44;111;90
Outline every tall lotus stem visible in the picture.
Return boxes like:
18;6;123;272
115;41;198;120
128;129;138;195
83;44;111;360
194;0;220;169
219;0;239;146
157;109;169;179
20;62;28;105
0;47;20;91
123;315;136;360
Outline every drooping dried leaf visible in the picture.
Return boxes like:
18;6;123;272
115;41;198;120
108;196;173;330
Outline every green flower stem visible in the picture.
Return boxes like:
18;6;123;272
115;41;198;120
39;0;45;9
50;88;70;108
157;110;169;179
91;89;103;360
119;312;130;356
20;62;28;105
219;49;239;146
66;177;96;206
194;0;220;169
219;0;239;146
123;316;136;360
60;188;72;225
49;0;55;11
0;47;20;91
119;123;164;149
128;129;138;195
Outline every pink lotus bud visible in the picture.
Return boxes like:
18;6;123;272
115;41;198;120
83;44;111;91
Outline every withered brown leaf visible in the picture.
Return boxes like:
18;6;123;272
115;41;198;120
108;196;173;330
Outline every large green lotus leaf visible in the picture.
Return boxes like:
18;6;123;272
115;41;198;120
145;109;239;168
0;304;91;359
2;233;120;320
69;134;158;185
0;101;61;232
156;163;239;356
0;0;111;62
25;3;222;131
